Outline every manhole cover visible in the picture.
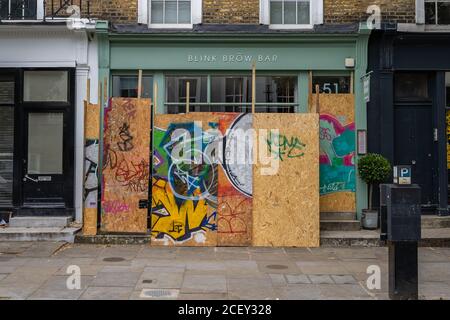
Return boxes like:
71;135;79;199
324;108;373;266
140;289;179;299
142;279;153;284
102;257;126;262
266;264;289;270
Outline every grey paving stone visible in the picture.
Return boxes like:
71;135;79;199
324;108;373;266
178;293;228;300
223;260;259;275
0;274;7;281
186;260;225;271
56;244;106;258
0;257;30;267
419;262;450;282
296;261;350;275
308;275;334;285
285;274;311;284
181;275;227;294
273;285;322;300
80;286;133;300
249;253;288;261
100;265;145;273
28;289;84;300
317;284;371;299
257;261;300;274
18;242;66;258
268;274;287;287
91;272;141;287
136;271;184;290
227;276;273;291
331;275;358;284
38;275;94;291
0;285;41;300
55;264;104;276
0;266;17;274
335;248;378;260
25;258;70;267
419;282;450;300
228;288;277;300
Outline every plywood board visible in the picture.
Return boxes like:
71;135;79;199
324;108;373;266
318;94;356;213
253;113;320;248
83;102;100;236
101;98;151;233
217;113;253;246
151;113;221;246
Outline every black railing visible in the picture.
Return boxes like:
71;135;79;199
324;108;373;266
0;0;90;21
0;0;37;20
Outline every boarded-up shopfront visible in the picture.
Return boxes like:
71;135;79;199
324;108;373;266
85;23;371;246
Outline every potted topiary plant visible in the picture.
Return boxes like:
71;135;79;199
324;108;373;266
358;153;391;230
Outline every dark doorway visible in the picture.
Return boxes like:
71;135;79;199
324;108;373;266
394;73;437;208
17;69;75;215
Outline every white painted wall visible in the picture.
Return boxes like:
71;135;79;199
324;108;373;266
0;25;99;223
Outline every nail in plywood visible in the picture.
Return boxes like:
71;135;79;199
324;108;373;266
101;98;151;233
253;113;320;248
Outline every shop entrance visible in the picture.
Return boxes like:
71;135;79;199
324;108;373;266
394;73;438;209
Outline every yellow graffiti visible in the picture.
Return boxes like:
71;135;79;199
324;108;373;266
151;177;214;242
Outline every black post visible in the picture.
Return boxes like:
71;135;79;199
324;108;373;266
388;241;419;300
384;182;421;300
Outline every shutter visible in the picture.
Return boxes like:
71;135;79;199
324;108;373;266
0;80;14;207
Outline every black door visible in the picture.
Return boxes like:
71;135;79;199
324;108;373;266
16;69;75;214
22;111;66;207
394;102;437;206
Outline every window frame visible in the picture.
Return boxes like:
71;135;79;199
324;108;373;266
424;0;450;25
260;0;323;29
139;0;202;28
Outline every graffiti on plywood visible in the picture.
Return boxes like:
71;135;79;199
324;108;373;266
319;114;356;195
101;98;150;233
218;113;253;246
152;113;253;246
84;139;99;209
152;121;220;245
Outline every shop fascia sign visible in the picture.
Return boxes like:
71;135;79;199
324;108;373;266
187;53;279;64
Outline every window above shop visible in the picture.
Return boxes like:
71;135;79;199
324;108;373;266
112;75;153;99
260;0;323;29
0;0;92;22
425;0;450;25
165;75;297;114
138;0;202;28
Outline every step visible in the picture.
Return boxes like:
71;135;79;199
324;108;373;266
321;230;381;247
422;216;450;229
0;227;80;242
9;216;72;228
320;212;356;221
320;220;361;232
75;234;151;245
321;228;450;247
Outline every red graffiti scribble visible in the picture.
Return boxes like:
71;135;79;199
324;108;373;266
217;198;251;234
115;159;150;192
122;99;137;119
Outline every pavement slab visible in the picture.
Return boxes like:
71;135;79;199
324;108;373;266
80;286;133;300
0;243;449;300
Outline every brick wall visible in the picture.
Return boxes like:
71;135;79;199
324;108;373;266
324;0;416;24
89;0;137;23
45;0;137;23
45;0;416;26
203;0;259;24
